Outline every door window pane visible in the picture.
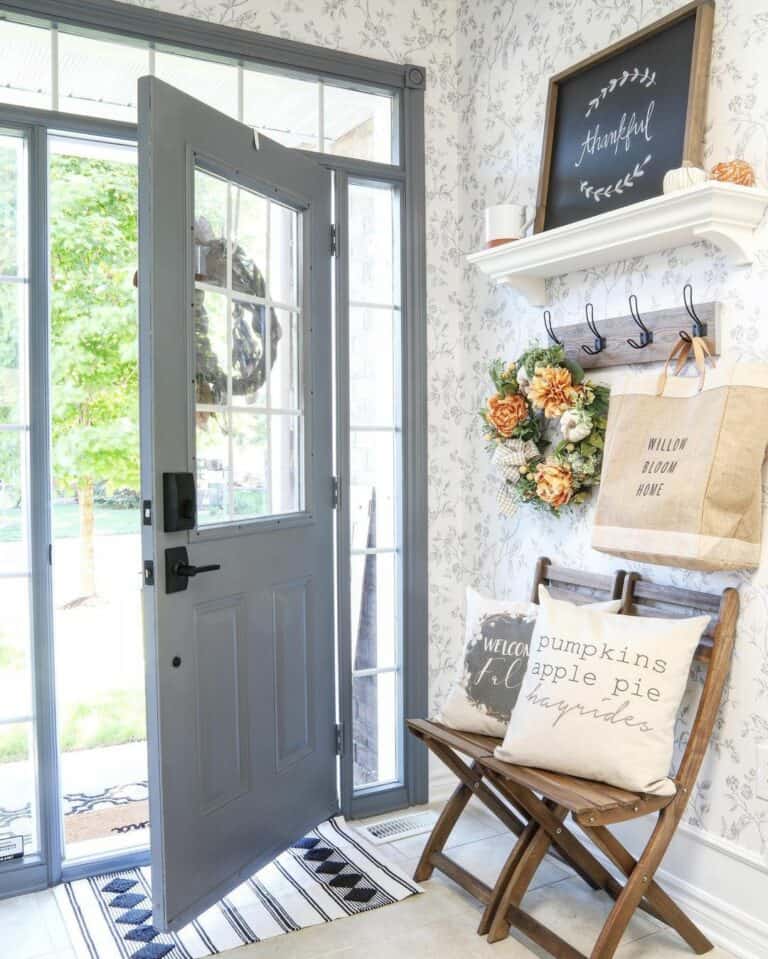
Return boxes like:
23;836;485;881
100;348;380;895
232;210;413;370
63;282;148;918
49;134;148;861
269;202;299;308
350;431;396;551
232;186;268;297
58;30;149;122
269;414;302;515
0;129;36;861
349;182;397;305
0;285;26;428
0;721;38;856
155;49;239;118
194;166;304;525
323;85;393;164
0;578;32;722
0;18;52;110
351;552;398;671
347;179;402;796
243;69;319;151
350;307;397;427
231;411;268;519
0;132;27;279
0;433;28;575
269;310;300;412
352;672;398;788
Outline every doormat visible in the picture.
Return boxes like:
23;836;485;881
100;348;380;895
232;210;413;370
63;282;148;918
54;817;420;959
65;800;150;844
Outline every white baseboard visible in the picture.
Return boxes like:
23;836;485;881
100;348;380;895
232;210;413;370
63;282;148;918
428;767;768;959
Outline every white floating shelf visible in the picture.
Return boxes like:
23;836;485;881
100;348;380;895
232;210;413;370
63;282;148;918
468;182;768;306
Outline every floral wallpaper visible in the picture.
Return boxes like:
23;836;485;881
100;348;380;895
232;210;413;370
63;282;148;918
112;0;768;860
455;0;768;858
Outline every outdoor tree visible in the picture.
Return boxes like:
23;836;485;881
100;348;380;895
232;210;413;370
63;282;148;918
49;154;139;597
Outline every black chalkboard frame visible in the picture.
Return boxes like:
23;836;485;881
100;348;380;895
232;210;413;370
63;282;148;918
534;0;714;233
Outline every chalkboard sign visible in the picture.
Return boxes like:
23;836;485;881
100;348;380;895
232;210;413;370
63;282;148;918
536;1;714;232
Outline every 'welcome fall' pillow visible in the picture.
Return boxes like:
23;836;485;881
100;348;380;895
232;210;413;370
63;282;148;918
438;588;622;737
495;588;709;795
438;589;539;737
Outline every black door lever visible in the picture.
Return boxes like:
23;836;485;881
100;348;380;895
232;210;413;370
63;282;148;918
165;546;220;593
172;561;221;578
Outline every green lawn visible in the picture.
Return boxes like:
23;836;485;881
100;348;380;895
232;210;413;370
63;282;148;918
0;689;146;763
0;502;140;542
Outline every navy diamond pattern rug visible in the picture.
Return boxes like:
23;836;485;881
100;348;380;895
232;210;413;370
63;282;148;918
55;818;420;959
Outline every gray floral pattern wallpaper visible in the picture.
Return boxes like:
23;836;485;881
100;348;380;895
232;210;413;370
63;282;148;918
456;0;768;860
114;0;768;859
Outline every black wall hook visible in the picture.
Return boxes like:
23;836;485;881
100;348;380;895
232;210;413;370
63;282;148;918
581;303;606;356
543;309;562;346
680;283;707;341
627;293;653;349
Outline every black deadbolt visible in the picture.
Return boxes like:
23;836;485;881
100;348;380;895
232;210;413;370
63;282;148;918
172;656;182;668
163;472;196;532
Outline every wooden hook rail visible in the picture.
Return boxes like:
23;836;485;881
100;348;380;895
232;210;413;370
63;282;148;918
544;301;721;370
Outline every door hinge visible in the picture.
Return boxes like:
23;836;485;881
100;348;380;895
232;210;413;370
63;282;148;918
331;475;340;509
334;722;344;756
329;223;337;256
142;499;152;526
143;560;155;587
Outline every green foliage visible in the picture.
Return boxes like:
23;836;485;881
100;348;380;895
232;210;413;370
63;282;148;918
59;689;146;754
49;154;139;496
0;690;147;763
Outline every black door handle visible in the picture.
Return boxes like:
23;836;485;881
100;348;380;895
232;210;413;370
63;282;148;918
172;561;221;578
165;546;220;593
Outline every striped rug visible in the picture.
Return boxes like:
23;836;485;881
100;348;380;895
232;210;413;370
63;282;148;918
55;818;420;959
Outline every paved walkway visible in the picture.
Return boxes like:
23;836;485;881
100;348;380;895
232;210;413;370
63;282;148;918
0;741;148;850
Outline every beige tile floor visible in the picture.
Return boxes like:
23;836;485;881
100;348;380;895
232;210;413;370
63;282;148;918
1;799;738;959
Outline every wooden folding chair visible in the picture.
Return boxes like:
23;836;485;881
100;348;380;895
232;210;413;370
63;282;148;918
406;558;626;904
477;571;739;959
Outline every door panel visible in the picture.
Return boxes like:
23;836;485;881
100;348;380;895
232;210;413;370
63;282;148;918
273;578;312;770
193;595;249;813
138;77;336;930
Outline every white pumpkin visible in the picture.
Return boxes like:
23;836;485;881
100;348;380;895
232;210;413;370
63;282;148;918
663;163;708;193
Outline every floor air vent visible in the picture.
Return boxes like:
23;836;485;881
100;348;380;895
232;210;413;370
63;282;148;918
359;810;437;844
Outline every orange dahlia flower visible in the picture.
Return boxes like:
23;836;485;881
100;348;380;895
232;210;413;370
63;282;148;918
528;366;578;418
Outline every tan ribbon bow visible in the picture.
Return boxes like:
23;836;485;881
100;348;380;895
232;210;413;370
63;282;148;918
656;335;716;396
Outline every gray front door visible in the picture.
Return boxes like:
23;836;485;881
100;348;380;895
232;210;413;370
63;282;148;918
138;77;336;931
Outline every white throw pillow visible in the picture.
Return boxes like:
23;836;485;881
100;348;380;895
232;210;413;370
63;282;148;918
495;587;709;795
438;588;622;737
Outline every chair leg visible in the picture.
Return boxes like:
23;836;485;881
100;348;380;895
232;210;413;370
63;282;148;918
485;770;614;895
586;824;712;955
487;804;567;944
477;817;539;935
413;778;473;882
589;808;682;959
423;736;526;836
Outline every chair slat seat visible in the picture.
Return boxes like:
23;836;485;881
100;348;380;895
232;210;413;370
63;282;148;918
406;718;501;760
480;755;674;826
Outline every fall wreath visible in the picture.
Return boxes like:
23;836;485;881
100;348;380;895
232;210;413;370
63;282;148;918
480;344;609;515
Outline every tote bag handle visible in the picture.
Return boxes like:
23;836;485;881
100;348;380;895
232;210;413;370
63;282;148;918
656;336;716;395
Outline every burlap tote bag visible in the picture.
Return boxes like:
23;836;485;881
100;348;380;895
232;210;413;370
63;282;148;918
592;337;768;571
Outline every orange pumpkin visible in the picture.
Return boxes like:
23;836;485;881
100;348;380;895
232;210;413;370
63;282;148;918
710;159;756;187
